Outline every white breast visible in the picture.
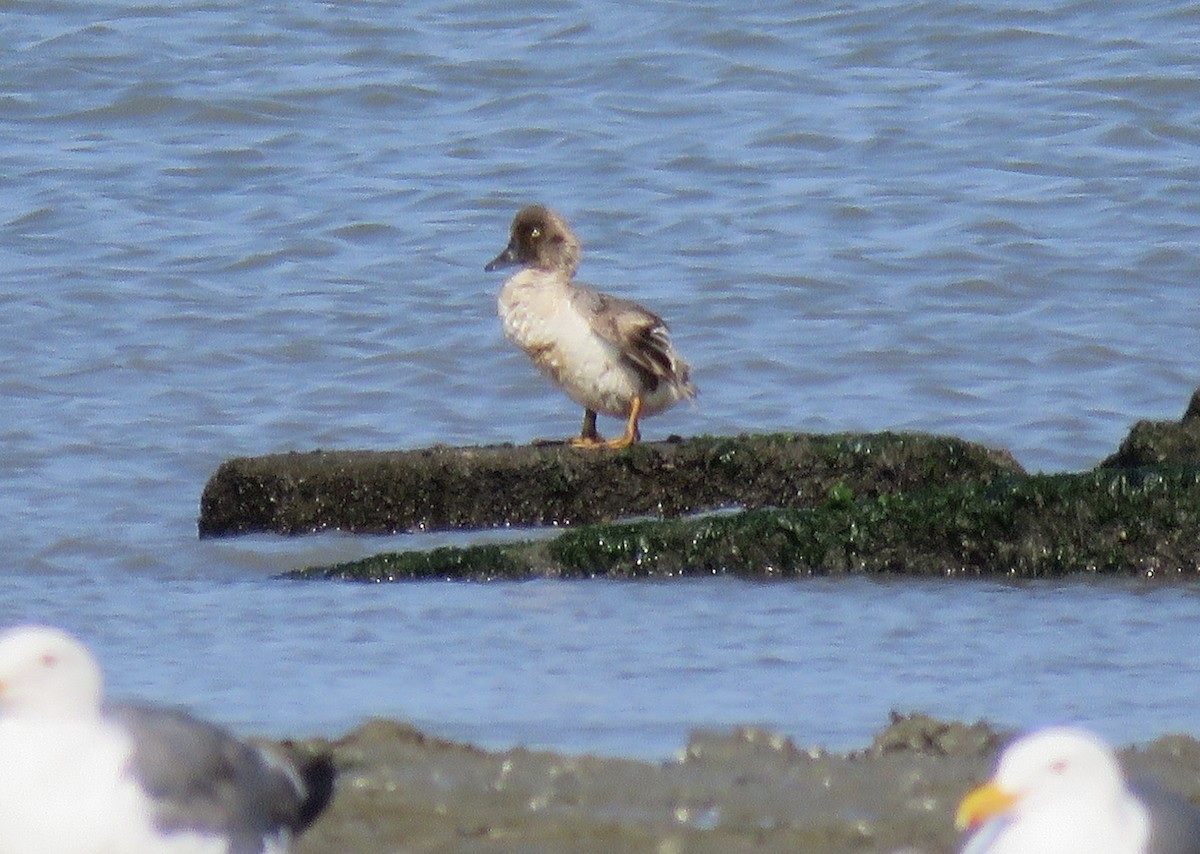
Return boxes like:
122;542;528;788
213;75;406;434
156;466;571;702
0;718;246;854
498;270;646;417
0;718;136;854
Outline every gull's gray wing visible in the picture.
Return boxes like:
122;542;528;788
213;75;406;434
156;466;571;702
106;703;334;854
1131;779;1200;854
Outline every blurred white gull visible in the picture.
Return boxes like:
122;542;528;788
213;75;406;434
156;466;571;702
957;726;1200;854
0;625;334;854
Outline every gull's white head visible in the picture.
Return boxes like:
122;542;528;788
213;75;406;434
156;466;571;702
956;727;1145;854
0;625;103;718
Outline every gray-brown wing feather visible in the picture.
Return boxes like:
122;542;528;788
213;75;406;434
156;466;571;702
570;284;692;392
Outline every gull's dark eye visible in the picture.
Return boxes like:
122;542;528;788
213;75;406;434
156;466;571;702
40;653;59;668
1049;759;1069;774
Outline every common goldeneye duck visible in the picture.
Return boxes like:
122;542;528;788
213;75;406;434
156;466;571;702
486;205;696;449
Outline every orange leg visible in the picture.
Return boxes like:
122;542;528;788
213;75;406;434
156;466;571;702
602;396;642;450
569;398;643;450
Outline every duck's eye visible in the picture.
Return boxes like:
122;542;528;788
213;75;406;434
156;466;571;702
529;227;541;239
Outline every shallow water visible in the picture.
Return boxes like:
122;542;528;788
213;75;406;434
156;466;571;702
3;0;1200;757
4;574;1200;759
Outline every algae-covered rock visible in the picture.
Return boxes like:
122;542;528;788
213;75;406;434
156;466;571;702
202;389;1200;577
287;467;1200;580
199;432;1021;537
1101;388;1200;467
867;712;1006;757
291;714;1200;854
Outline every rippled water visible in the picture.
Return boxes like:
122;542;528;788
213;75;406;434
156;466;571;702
3;1;1200;756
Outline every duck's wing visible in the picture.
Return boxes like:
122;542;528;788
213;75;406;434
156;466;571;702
570;283;692;392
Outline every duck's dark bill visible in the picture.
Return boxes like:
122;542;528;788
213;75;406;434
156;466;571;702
485;243;520;271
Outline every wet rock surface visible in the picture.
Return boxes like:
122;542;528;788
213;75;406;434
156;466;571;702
202;389;1200;578
285;466;1200;580
291;713;1200;854
1101;388;1200;468
199;432;1021;537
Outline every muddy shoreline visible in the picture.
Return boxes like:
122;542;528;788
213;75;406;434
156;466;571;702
292;713;1200;854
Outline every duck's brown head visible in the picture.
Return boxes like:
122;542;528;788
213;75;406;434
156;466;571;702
485;205;582;276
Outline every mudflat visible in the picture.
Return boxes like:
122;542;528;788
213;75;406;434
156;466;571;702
292;713;1200;854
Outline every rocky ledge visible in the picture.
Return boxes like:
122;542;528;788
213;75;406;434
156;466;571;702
199;389;1200;579
199;432;1020;537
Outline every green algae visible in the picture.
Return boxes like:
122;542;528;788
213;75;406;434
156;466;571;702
204;393;1200;580
308;544;532;582
287;466;1200;581
1101;389;1200;467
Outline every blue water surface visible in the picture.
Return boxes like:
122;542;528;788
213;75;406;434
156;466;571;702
2;0;1200;755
